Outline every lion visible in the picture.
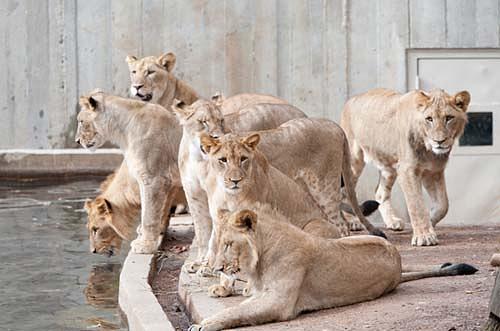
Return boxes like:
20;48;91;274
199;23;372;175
341;88;470;246
76;88;305;254
84;162;187;256
188;207;477;331
198;130;383;270
173;98;306;271
126;52;287;112
76;90;183;254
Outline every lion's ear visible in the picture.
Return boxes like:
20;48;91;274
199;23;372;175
199;133;220;154
242;133;260;150
171;99;193;120
211;91;225;107
415;90;430;109
95;197;112;215
232;210;257;232
157;52;176;72
79;96;98;111
454;91;471;112
125;55;137;64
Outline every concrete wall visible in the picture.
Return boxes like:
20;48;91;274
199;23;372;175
2;0;500;149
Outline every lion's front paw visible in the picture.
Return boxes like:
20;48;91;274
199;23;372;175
342;212;363;231
131;237;158;254
411;229;438;246
385;216;405;231
208;284;233;297
196;264;215;278
348;218;364;231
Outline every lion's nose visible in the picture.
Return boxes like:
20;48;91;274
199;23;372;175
434;138;446;145
92;248;97;254
133;84;144;90
230;178;242;185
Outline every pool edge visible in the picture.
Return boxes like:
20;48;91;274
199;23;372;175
119;252;175;331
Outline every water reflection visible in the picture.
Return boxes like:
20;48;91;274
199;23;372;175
84;263;121;309
0;180;127;331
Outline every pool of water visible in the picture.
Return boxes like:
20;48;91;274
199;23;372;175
0;180;128;331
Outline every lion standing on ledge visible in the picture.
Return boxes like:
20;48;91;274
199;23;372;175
341;88;470;246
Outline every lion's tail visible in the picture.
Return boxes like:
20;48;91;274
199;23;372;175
341;135;386;239
340;200;380;217
400;263;478;283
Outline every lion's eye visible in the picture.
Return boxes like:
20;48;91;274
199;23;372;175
131;70;136;74
445;115;454;122
425;116;433;123
202;120;208;127
224;242;232;252
91;226;99;235
219;157;227;163
147;70;155;76
241;156;248;163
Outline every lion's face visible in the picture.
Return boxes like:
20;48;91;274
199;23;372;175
126;53;176;103
200;133;261;195
172;99;226;139
84;198;123;257
213;209;259;277
75;92;107;150
416;89;470;155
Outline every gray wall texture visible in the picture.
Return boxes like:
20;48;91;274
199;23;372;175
2;0;500;149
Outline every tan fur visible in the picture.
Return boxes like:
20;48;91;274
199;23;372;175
84;162;187;256
76;91;183;254
126;52;288;113
199;127;382;270
191;207;475;330
341;88;470;246
212;91;288;114
83;263;120;309
173;99;306;273
190;207;401;331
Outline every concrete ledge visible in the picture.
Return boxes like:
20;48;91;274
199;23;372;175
178;244;247;325
119;252;175;331
0;148;122;179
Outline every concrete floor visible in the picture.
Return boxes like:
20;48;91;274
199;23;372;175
154;221;500;331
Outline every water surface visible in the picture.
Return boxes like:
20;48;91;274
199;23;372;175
0;180;128;331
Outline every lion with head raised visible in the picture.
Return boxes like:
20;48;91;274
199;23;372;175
197;130;383;271
341;88;470;246
126;52;288;112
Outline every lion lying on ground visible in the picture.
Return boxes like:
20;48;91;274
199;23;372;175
84;162;186;256
174;98;306;271
188;207;477;331
198;131;382;269
126;52;287;112
341;88;470;246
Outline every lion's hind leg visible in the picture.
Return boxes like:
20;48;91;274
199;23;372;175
302;218;341;239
